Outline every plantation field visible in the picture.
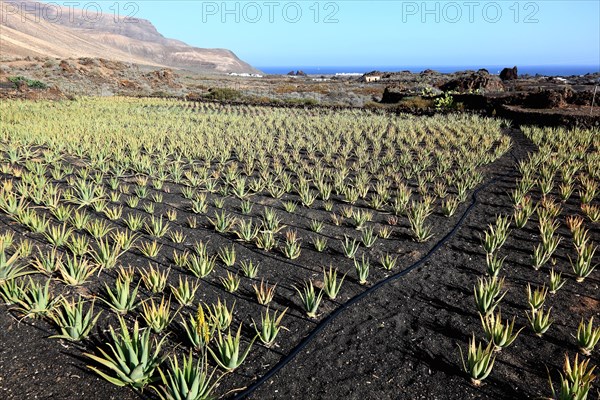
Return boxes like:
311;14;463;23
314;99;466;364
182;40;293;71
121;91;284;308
0;98;597;399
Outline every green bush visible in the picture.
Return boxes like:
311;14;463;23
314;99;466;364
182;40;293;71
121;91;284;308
205;87;241;101
434;93;454;110
8;76;47;89
434;93;464;111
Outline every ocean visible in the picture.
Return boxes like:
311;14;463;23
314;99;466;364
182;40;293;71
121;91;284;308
257;65;600;77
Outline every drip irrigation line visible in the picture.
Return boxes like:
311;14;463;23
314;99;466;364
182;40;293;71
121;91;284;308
232;174;500;400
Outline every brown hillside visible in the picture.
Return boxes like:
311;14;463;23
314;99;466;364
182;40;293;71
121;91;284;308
0;0;258;73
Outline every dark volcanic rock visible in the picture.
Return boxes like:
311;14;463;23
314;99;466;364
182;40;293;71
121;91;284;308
499;105;600;129
500;66;518;81
524;87;573;109
296;70;307;76
287;71;295;76
570;89;600;106
381;86;406;103
440;71;504;93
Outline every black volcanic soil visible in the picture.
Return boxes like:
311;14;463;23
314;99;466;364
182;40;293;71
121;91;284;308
1;128;598;400
247;129;600;400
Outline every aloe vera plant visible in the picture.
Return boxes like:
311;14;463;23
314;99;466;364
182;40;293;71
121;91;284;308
548;268;566;294
141;296;175;333
0;248;31;283
526;284;548;312
481;215;511;254
170;276;199;306
15;278;57;319
312;236;327;252
234;218;259;242
253;308;287;347
528;307;553;337
239;260;259;278
441;195;459;217
576;317;600;356
549;353;597;400
208;298;234;331
86;316;166;390
217;245;236;267
322;266;346;300
208;324;256;372
480;311;523;352
156;351;220;400
51;297;101;341
360;226;377;248
181;304;213;351
140;264;170;293
379;253;398;271
295;280;323;318
0;277;26;304
102;277;141;314
208;210;234;233
354;254;370;285
219;271;240;293
570;243;597;282
341;236;359;258
281;230;301;259
253;279;276;305
474;276;506;317
186;254;216;278
138;240;162;258
459;334;496;386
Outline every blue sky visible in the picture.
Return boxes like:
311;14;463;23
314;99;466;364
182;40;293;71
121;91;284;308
116;1;599;67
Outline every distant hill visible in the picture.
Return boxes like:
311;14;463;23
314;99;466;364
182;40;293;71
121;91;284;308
0;0;259;74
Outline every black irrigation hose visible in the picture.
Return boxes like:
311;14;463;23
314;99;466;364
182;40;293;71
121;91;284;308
232;174;500;400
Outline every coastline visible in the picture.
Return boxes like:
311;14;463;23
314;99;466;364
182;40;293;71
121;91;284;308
257;65;600;76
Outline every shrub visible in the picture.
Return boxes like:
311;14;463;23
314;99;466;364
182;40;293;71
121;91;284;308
398;96;434;110
8;76;47;89
205;87;242;101
434;93;463;110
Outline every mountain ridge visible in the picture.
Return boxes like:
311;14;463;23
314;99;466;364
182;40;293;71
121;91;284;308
0;0;259;74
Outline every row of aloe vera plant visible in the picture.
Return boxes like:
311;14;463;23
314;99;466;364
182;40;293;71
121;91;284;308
459;126;598;398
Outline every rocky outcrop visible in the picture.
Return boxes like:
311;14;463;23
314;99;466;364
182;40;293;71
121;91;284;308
500;66;518;81
144;69;181;88
524;87;573;109
381;86;406;103
570;89;600;107
440;70;504;92
287;70;307;76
